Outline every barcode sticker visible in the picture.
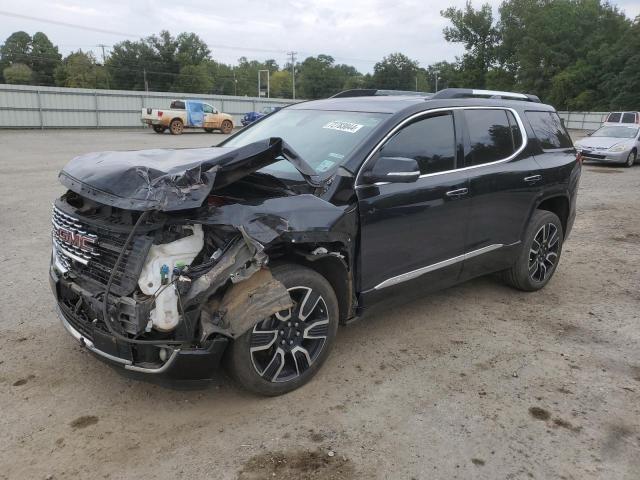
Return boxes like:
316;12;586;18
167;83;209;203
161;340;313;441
322;121;364;133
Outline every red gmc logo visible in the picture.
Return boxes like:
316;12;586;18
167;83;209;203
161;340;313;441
55;227;96;252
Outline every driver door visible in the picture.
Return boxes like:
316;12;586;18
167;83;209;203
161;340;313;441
357;111;470;300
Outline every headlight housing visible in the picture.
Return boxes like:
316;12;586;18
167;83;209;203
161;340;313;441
609;144;628;152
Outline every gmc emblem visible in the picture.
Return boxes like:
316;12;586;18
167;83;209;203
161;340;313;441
55;227;96;252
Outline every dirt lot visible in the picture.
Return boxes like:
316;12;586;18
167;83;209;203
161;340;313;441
0;129;639;480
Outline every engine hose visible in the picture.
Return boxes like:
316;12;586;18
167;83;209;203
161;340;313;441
101;210;185;346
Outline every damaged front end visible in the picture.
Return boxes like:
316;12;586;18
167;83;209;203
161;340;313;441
50;138;356;378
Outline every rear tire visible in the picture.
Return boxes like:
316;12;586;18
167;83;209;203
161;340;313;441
624;149;636;168
225;264;339;396
152;126;165;134
502;210;564;291
169;119;184;135
220;120;233;134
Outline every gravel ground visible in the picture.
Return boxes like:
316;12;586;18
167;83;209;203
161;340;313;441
0;129;639;480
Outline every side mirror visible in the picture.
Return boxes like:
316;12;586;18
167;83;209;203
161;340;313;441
361;156;420;184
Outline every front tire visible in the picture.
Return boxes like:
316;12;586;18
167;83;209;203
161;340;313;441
225;264;339;396
169;119;184;135
502;210;564;291
624;149;636;168
220;120;233;134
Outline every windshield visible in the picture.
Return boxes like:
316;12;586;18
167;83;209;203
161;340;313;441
592;126;639;139
224;109;388;174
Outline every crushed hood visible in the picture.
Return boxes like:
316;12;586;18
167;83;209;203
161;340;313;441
59;138;320;212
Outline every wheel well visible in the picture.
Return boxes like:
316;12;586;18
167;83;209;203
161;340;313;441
537;196;569;233
270;252;354;325
171;117;183;124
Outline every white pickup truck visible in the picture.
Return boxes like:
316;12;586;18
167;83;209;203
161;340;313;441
141;99;234;135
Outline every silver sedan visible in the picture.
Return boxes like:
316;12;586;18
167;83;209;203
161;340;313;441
574;124;639;167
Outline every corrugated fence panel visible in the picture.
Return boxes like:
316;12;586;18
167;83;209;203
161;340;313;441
0;84;296;129
558;111;608;131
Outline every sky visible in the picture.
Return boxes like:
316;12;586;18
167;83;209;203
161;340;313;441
0;0;639;73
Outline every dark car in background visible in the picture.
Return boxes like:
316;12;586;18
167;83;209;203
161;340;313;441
50;88;580;396
241;106;282;126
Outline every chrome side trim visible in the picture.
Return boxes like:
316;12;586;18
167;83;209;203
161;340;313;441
355;106;528;187
373;244;504;290
56;304;180;374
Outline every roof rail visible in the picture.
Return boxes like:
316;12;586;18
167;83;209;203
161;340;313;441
430;88;541;103
331;89;432;98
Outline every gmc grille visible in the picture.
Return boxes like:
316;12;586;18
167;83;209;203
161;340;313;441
52;203;153;296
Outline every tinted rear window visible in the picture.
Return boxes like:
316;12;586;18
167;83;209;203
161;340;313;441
170;100;185;109
622;112;637;123
465;109;517;166
607;112;621;123
525;111;573;149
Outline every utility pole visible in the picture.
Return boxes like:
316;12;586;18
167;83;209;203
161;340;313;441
143;68;149;93
233;70;237;96
287;51;297;100
434;70;440;93
97;43;110;89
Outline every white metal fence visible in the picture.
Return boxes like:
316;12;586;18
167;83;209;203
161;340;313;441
0;86;609;132
557;111;608;131
0;84;297;129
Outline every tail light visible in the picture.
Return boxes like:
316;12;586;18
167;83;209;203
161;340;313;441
157;111;163;118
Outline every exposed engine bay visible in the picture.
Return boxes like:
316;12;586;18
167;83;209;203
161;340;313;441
50;138;358;376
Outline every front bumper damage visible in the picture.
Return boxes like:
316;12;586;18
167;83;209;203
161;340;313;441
51;137;356;379
50;223;293;379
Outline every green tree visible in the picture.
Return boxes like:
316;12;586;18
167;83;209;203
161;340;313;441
3;63;32;84
55;50;108;88
30;32;61;85
603;18;640;110
270;69;292;98
497;0;630;103
0;31;32;82
296;55;360;99
441;1;498;88
171;63;213;93
372;53;419;90
175;32;210;67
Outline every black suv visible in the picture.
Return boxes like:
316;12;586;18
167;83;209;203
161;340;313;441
50;88;580;395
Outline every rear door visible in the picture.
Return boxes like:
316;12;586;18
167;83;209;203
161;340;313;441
357;110;470;296
460;108;543;277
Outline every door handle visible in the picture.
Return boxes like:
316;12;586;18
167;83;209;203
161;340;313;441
524;174;542;183
445;187;468;197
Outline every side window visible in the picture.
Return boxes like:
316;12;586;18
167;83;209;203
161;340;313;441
170;100;185;109
525;111;573;149
379;113;456;175
203;104;214;114
465;109;516;166
621;112;636;123
607;112;621;123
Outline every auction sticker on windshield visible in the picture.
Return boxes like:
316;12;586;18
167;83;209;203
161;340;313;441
323;121;364;133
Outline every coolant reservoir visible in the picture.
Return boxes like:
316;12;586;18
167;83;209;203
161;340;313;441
138;225;204;331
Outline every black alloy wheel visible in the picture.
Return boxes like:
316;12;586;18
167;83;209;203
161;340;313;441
528;222;560;283
502;210;564;291
250;286;330;383
225;264;339;396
